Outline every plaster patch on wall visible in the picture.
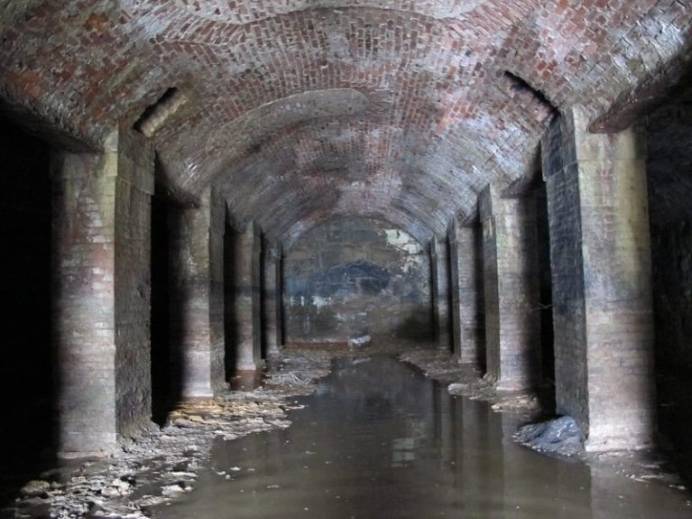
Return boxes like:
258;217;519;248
385;229;421;253
385;229;424;273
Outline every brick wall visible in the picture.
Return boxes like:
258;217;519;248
284;216;432;345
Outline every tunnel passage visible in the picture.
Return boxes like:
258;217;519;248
283;217;433;346
2;0;692;516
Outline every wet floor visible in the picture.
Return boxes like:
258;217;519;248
153;357;692;518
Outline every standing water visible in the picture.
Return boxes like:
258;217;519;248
153;357;691;518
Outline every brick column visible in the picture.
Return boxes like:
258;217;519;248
480;185;541;392
52;128;154;457
263;242;282;358
449;218;485;367
233;222;262;372
431;235;451;351
169;188;226;399
542;106;654;451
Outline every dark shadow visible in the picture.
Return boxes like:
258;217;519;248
277;253;286;348
639;65;692;489
259;237;267;361
224;224;238;381
150;172;183;425
161;201;188;414
533;185;556;416
394;309;435;344
428;242;438;344
443;235;455;351
535;185;555;386
473;226;487;374
0;118;56;508
649;217;692;487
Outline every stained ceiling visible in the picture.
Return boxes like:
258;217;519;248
1;0;690;243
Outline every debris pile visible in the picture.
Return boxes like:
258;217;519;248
514;416;584;457
348;334;372;350
6;351;332;519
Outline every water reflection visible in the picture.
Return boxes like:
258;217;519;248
153;357;690;518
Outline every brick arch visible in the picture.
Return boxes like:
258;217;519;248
1;0;690;238
159;0;490;24
212;115;487;242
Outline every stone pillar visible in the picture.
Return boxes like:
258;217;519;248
169;188;226;399
52;128;154;457
233;222;262;372
431;236;452;351
449;219;485;367
263;242;282;358
479;185;541;392
542;106;654;451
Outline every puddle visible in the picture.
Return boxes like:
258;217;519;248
152;357;691;518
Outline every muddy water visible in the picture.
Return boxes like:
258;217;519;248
153;357;691;518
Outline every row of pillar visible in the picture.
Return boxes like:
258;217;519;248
430;105;655;451
51;126;284;456
52;102;654;455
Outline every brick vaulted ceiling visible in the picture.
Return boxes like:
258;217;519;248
1;1;691;243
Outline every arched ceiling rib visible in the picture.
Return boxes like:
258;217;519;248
1;0;691;242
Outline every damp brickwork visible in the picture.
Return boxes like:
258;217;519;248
284;216;432;345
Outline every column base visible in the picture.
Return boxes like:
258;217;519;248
57;432;118;459
494;377;535;393
585;425;655;453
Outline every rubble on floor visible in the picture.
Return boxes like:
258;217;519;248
514;416;584;457
4;351;332;519
347;334;372;350
399;349;468;383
